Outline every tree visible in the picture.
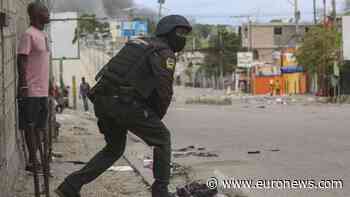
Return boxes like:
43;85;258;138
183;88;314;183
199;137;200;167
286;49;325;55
296;26;342;95
78;14;99;34
203;26;241;75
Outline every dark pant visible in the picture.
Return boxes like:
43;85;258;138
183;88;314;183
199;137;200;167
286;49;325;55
18;97;49;164
18;97;49;130
62;95;171;193
82;96;89;112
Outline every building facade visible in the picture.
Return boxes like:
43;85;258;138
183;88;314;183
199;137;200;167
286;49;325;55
240;22;313;63
0;0;32;196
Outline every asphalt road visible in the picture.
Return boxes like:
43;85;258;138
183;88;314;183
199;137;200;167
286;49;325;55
164;101;350;197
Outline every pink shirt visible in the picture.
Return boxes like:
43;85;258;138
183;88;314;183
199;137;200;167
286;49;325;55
18;26;50;97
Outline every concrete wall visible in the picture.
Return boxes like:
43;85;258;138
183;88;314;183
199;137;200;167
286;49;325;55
256;48;274;63
242;24;311;63
0;0;30;196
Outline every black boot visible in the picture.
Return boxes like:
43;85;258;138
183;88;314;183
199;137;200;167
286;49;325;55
55;181;81;197
151;181;175;197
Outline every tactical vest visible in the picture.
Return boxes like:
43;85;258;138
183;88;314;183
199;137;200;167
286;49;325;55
95;38;171;99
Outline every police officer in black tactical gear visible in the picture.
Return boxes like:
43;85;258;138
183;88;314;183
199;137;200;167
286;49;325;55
55;15;192;197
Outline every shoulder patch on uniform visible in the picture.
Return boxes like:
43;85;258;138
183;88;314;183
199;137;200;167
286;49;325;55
166;57;176;70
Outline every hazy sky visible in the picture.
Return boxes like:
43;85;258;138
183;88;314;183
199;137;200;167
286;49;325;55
135;0;346;24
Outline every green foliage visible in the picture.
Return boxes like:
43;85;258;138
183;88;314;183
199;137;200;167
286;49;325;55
79;14;99;34
203;26;241;75
82;14;108;33
296;26;341;74
72;14;111;44
185;24;215;50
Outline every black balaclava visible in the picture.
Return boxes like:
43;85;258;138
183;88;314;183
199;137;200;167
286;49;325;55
166;29;186;53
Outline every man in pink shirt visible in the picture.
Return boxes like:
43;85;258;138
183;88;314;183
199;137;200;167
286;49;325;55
17;2;50;172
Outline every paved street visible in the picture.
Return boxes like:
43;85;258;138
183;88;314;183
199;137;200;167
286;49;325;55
163;96;350;197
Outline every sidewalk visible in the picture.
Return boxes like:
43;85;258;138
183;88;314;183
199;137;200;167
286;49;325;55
14;110;151;197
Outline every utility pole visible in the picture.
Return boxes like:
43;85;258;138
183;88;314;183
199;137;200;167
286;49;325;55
332;0;336;25
313;0;317;24
218;29;225;90
294;0;300;38
231;15;253;93
158;0;165;20
323;0;327;24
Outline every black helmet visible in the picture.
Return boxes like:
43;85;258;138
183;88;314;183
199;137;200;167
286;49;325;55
155;15;192;36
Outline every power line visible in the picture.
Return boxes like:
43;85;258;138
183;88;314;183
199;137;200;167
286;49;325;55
162;12;317;19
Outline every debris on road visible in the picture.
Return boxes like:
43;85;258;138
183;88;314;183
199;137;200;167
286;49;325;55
171;162;191;177
51;151;64;158
108;166;134;172
269;149;280;152
64;160;87;165
70;125;92;135
176;181;218;197
70;126;88;132
247;151;261;154
173;146;196;152
173;145;218;158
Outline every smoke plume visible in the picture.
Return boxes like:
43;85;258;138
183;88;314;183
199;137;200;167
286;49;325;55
52;0;135;17
52;0;157;19
102;0;134;17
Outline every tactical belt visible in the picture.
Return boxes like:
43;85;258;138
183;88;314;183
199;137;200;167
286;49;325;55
103;84;145;104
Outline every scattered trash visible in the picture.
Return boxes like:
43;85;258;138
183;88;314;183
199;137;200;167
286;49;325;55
108;166;133;172
173;145;218;158
174;145;195;152
51;152;63;158
171;162;190;177
197;146;206;151
248;151;261;154
71;126;87;131
173;152;191;158
176;181;218;197
193;152;218;157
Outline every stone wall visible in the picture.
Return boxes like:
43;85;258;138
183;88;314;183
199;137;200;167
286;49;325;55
0;0;30;196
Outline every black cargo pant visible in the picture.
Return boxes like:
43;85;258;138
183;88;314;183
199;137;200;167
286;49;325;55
62;95;171;194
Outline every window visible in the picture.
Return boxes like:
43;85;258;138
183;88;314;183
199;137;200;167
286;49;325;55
274;27;282;35
253;49;259;60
